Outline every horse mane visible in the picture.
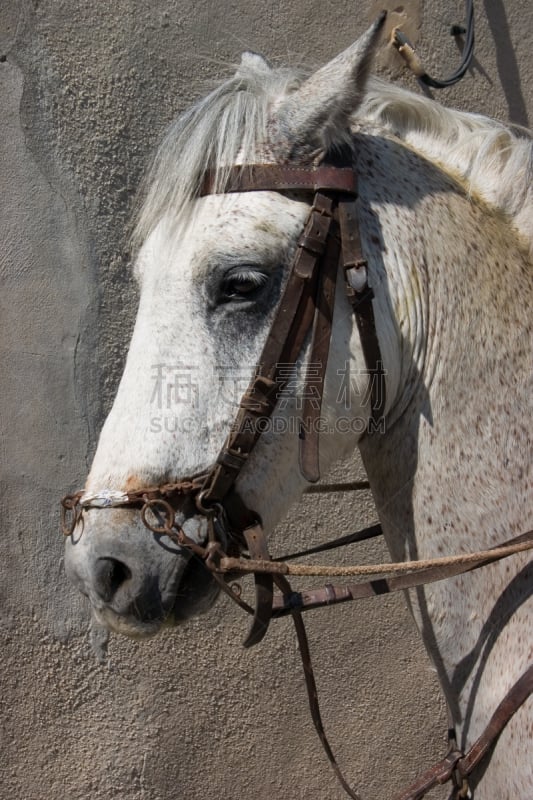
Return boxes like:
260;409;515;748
134;61;533;256
361;78;533;255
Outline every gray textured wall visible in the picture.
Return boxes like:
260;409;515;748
1;1;531;798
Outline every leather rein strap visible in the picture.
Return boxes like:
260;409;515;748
391;662;533;800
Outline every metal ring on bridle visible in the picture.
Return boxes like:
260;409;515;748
140;498;176;534
60;494;83;537
195;489;216;516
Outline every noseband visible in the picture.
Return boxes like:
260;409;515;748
60;161;533;800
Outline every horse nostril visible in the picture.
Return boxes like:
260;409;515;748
94;557;132;602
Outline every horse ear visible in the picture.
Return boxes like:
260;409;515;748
273;13;386;157
236;51;272;77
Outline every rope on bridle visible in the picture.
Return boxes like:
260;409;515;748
218;532;533;579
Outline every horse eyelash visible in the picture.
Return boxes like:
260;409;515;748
219;269;271;300
225;268;269;287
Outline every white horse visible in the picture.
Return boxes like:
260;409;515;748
64;19;533;798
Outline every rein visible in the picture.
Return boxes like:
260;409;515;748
61;161;533;800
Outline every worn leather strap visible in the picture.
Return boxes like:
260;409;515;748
391;663;533;800
457;661;533;780
189;165;387;503
200;178;386;500
208;526;533;800
298;210;341;482
217;529;533;600
391;748;464;800
277;521;383;562
339;199;386;424
200;164;358;196
242;523;274;648
270;569;364;800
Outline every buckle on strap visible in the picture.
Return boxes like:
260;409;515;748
216;447;249;471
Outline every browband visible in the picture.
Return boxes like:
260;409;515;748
200;164;359;196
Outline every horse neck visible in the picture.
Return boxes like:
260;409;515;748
356;132;533;728
355;129;532;550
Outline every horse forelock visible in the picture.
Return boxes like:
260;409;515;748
132;60;306;248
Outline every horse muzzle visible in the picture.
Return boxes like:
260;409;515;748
64;504;219;637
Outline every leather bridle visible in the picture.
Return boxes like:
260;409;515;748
61;161;533;800
62;160;387;643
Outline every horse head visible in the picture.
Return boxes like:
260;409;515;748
64;18;394;638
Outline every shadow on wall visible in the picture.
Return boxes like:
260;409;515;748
484;0;529;127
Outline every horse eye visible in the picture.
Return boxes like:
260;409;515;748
220;269;269;303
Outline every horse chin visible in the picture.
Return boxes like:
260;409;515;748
93;607;164;640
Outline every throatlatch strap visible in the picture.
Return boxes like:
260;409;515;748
339;199;386;424
298;213;341;482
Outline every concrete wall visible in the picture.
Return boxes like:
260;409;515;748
1;1;531;798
